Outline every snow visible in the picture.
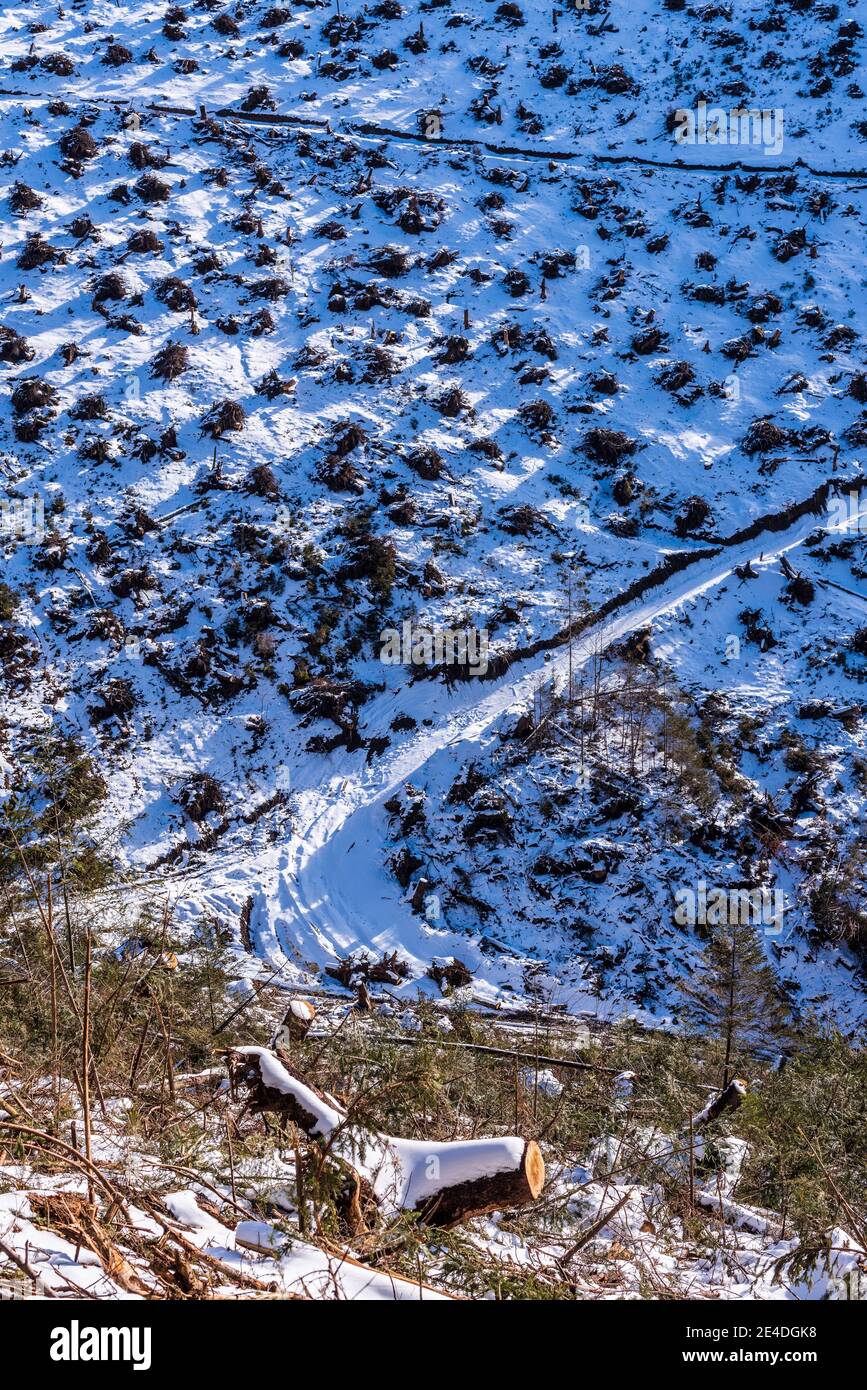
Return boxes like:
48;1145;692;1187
164;1190;237;1249
2;72;865;1021
0;1190;142;1300
1;0;866;1302
521;1067;564;1098
1;1097;862;1300
614;1070;636;1099
160;1193;452;1298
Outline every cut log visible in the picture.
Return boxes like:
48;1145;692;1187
226;1046;545;1229
414;1139;544;1226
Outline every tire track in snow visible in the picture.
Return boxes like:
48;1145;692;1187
251;492;867;993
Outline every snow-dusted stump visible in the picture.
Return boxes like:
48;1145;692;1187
271;998;317;1049
227;1047;544;1230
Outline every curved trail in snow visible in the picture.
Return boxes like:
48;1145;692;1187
185;492;867;1002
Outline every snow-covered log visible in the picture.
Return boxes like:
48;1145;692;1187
695;1190;783;1239
227;1047;544;1229
691;1078;747;1132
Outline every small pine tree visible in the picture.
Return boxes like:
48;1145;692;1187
682;919;788;1087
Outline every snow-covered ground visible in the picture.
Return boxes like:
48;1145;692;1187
1;0;865;166
3;62;865;1020
1;1052;863;1301
1;0;866;1302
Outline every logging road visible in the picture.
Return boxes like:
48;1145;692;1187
243;480;867;997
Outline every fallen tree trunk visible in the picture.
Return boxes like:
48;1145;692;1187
413;1140;544;1226
226;1046;544;1230
691;1078;747;1132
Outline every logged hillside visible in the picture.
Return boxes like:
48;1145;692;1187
0;0;866;1302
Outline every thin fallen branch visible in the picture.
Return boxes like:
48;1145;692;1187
0;1121;130;1216
0;1237;54;1296
375;1034;620;1073
560;1188;633;1263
